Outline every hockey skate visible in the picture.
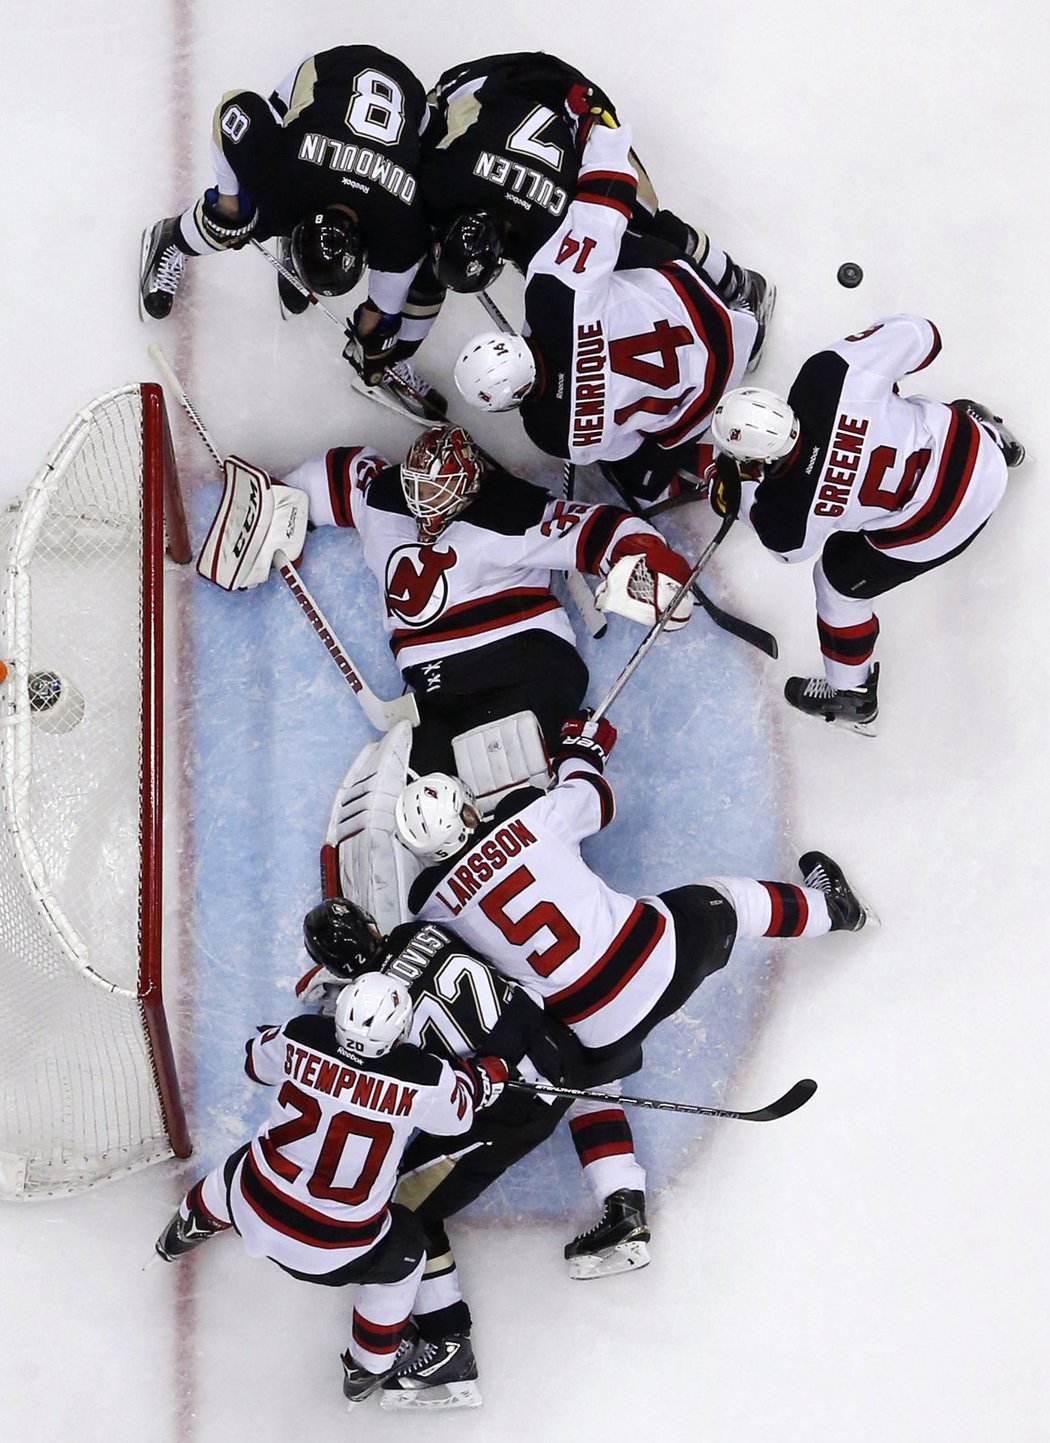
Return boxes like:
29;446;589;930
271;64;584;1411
154;1200;230;1261
139;217;187;321
783;663;879;736
379;359;448;422
342;1333;417;1406
956;399;1026;468
380;1334;482;1411
276;235;310;317
798;851;872;932
564;1189;651;1280
721;265;776;373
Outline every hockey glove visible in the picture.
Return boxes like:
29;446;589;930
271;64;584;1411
597;533;695;631
343;303;403;387
197;188;258;250
707;455;742;520
458;1055;509;1110
565;81;618;148
556;712;618;772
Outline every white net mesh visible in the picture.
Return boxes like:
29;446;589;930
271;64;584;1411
0;386;181;1198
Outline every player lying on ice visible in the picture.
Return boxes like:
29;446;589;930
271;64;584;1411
155;971;509;1410
451;116;775;503
293;889;649;1407
705;315;1025;734
196;422;697;775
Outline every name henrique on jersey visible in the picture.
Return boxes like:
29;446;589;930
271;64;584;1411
283;444;661;670
406;756;679;1052
233;1012;475;1275
211;45;430;314
423;52;586;269
739;315;1009;566
519;121;757;466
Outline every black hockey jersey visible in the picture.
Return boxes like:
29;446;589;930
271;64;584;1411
422;52;589;268
212;46;430;305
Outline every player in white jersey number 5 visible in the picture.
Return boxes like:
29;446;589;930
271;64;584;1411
154;973;507;1408
395;713;869;1078
708;315;1025;732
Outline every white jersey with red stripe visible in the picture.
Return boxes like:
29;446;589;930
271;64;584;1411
739;315;1009;566
231;1012;475;1275
406;757;677;1050
283;444;662;669
519;121;757;466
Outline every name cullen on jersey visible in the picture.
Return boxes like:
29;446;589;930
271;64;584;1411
473;151;568;216
298;133;417;204
282;1041;419;1114
434;819;537;914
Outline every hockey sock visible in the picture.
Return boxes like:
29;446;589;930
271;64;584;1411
567;1095;646;1201
703;876;833;938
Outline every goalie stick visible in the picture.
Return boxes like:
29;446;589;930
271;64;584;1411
591;510;735;720
249;240;437;428
602;469;779;659
147;343;418;732
507;1076;817;1122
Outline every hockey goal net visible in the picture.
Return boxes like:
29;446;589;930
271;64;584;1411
0;382;192;1199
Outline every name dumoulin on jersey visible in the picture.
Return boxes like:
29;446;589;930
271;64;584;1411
282;443;660;670
233;1012;475;1275
739;314;1009;566
519;121;757;466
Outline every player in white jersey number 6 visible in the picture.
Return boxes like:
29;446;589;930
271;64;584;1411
154;973;508;1409
393;714;869;1169
707;314;1025;733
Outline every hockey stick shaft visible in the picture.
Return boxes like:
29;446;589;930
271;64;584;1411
590;511;735;721
477;288;513;332
561;459;607;640
146;343;418;732
249;240;433;427
507;1076;817;1121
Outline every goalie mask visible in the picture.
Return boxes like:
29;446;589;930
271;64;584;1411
401;425;486;541
395;773;479;861
454;332;536;413
334;972;414;1059
431;211;505;293
290;207;364;296
303;898;383;980
711;387;800;464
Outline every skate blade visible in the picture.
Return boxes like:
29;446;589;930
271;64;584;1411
137;228;152;323
380;1380;482;1410
567;1239;651;1280
745;282;777;374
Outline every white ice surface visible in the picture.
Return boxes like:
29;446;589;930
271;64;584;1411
2;4;1048;1442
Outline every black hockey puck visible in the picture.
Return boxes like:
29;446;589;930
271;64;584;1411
837;262;863;288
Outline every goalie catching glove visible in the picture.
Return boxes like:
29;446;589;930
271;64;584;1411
196;457;308;591
455;1055;509;1110
556;712;617;773
595;533;694;630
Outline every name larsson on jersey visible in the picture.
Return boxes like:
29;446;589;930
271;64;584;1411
432;819;537;915
280;1038;419;1115
299;133;417;203
573;321;606;449
473;152;567;216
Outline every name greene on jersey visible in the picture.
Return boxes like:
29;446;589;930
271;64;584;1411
431;818;537;914
814;414;869;517
278;1036;420;1116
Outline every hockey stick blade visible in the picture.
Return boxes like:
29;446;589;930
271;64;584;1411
506;1077;817;1121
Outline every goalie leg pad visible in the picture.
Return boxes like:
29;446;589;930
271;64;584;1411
196;457;309;591
452;711;551;815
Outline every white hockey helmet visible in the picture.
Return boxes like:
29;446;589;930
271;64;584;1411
401;424;487;541
711;387;800;463
395;773;479;861
333;971;414;1059
454;332;537;412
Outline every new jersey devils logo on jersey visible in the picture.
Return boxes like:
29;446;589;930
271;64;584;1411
386;545;458;627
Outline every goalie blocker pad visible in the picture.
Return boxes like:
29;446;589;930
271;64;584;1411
452;710;552;815
594;553;693;631
196;456;308;591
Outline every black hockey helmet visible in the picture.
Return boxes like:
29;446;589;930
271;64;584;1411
290;207;364;296
303;898;383;979
431;211;504;293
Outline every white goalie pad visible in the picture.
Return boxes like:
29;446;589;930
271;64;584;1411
595;553;693;631
320;719;420;934
196;456;308;591
452;710;552;816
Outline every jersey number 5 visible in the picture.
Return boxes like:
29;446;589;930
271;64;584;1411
480;865;580;977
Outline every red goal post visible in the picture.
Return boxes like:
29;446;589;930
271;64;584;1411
0;382;192;1198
